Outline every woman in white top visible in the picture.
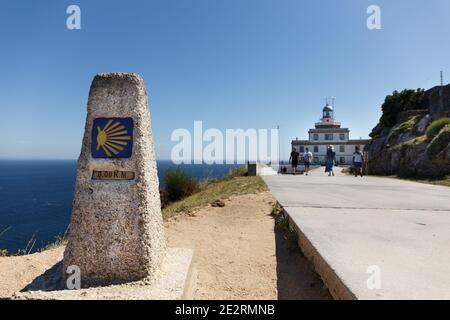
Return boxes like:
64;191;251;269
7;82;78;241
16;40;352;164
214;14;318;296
353;146;364;177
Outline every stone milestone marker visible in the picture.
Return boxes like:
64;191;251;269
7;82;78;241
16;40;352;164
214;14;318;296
63;73;166;285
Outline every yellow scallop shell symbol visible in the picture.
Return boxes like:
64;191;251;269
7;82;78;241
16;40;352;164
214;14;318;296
96;120;131;157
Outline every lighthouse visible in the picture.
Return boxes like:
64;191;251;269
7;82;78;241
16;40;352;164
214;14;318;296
292;102;370;165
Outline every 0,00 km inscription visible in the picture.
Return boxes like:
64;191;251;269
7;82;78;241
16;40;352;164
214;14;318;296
92;170;135;180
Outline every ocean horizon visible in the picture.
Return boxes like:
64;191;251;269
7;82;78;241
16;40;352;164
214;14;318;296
0;160;239;254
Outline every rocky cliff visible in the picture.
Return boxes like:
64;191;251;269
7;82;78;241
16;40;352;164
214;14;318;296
367;84;450;178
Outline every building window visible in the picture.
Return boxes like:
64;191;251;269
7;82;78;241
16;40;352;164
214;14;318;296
325;134;333;140
340;157;346;164
313;146;319;153
340;145;345;153
340;133;345;140
313;134;319;141
299;146;305;153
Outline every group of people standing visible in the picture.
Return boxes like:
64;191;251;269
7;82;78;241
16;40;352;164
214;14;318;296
289;147;313;176
289;145;364;177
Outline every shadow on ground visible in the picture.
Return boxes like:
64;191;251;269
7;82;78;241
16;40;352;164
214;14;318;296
21;261;63;292
273;220;331;300
21;261;134;293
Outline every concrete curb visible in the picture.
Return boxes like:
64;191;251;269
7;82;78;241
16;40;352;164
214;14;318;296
280;204;356;300
182;252;198;300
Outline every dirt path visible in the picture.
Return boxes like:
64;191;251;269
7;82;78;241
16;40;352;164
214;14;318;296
166;191;330;300
0;191;330;299
0;246;64;298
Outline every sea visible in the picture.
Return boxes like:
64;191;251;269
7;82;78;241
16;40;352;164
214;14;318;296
0;160;238;254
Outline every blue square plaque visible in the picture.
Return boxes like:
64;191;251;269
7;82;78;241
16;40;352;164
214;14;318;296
91;118;134;158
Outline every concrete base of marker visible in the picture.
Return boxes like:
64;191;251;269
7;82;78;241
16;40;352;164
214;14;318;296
13;248;196;300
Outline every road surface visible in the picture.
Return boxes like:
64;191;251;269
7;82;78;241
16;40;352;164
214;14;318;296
263;168;450;300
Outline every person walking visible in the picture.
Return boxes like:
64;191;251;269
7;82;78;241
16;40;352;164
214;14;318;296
325;145;336;176
289;148;300;175
353;146;364;177
303;147;313;176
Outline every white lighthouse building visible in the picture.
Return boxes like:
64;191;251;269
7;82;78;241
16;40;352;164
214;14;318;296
292;103;370;165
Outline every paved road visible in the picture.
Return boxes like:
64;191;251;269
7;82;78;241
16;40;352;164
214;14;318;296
263;168;450;300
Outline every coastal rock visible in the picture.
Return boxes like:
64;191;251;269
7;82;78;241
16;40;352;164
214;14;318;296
414;114;431;135
368;84;450;178
211;199;226;207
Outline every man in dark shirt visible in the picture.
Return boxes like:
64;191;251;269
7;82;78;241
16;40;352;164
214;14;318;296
289;148;300;175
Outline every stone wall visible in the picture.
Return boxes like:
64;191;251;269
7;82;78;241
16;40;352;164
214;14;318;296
426;84;450;115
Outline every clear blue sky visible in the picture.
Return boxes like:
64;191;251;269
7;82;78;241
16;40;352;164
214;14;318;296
1;0;449;160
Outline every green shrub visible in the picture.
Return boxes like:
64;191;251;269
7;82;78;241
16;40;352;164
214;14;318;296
162;176;267;219
380;89;426;128
225;166;247;179
426;118;450;140
159;189;170;208
427;125;450;158
163;168;199;202
0;227;11;256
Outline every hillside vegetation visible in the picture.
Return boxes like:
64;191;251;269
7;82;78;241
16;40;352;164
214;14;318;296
162;169;268;219
367;85;450;179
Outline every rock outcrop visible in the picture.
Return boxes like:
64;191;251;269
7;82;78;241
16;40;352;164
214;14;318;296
367;84;450;178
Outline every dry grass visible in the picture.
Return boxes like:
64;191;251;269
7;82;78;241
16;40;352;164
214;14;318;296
271;203;300;253
39;233;68;252
400;134;427;147
392;175;450;187
162;176;268;220
1;230;68;257
412;176;450;187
